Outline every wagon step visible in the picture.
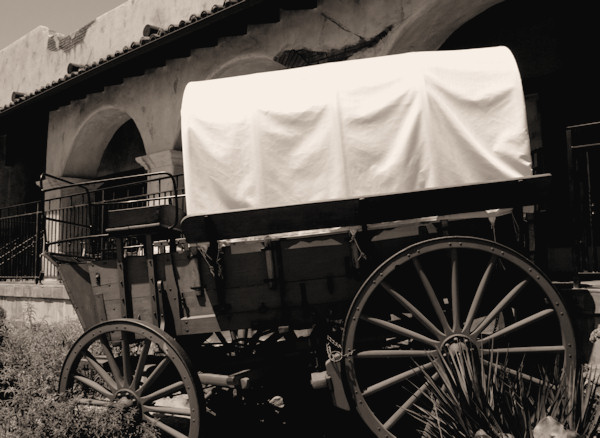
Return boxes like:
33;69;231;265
198;369;251;389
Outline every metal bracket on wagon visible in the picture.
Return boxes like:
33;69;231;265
310;360;351;411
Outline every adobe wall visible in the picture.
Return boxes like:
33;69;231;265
43;0;502;178
0;0;219;108
0;280;77;325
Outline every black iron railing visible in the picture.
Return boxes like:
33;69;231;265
567;121;600;276
0;172;185;280
0;201;43;280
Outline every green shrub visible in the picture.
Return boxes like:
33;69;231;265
0;320;158;437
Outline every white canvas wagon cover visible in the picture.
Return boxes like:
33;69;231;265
181;46;531;217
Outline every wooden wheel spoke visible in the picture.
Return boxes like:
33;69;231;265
471;279;529;337
73;374;114;399
412;258;452;333
361;315;438;347
132;339;151;390
463;256;496;333
362;361;435;397
251;328;269;343
215;331;228;346
138;357;170;396
121;333;132;387
481;345;565;354
143;414;189;438
144;404;191;416
356;349;435;359
99;335;124;387
450;249;460;331
383;373;439;429
141;380;186;404
381;280;445;340
479;308;555;344
81;352;118;392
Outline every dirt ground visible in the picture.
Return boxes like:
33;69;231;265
203;387;372;438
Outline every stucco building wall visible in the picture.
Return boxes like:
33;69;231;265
0;0;220;107
0;280;78;324
1;0;504;323
45;0;502;180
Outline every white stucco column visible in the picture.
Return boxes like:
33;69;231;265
135;149;183;176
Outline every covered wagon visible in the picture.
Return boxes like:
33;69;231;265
45;46;573;438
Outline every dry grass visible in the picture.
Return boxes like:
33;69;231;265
0;318;158;437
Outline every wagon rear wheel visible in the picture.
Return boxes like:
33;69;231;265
59;319;203;438
342;236;576;438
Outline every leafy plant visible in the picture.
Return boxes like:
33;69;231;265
0;320;159;437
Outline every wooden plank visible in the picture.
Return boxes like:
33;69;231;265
115;238;130;318
172;252;220;335
54;260;100;330
181;174;551;242
161;250;184;334
359;174;550;224
106;204;180;234
143;235;160;325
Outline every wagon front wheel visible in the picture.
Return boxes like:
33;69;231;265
342;236;576;438
59;319;203;438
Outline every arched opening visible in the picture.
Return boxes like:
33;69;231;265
63;107;145;179
383;0;502;55
97;119;145;178
45;112;148;268
95;119;147;202
438;1;568;275
63;112;148;214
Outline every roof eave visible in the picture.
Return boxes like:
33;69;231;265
0;0;308;124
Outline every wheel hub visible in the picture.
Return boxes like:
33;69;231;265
115;388;139;409
440;334;477;358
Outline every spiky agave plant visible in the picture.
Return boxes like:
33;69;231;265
410;346;522;437
562;366;600;437
408;345;600;438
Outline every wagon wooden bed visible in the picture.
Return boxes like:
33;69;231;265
44;47;576;438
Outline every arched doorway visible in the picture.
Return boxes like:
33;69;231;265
95;119;147;205
45;113;148;265
63;107;145;179
97;119;145;178
438;1;569;276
